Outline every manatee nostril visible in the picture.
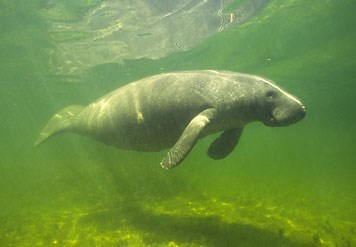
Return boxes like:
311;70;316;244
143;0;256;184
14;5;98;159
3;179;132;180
300;105;306;118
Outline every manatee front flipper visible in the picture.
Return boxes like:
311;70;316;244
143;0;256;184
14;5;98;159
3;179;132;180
160;108;218;169
207;128;243;160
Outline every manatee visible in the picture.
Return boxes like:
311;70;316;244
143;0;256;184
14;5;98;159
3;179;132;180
35;70;306;169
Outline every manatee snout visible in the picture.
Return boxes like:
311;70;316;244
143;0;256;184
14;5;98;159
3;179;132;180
269;102;306;126
258;85;306;127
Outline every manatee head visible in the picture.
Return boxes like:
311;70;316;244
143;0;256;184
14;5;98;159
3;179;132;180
254;78;306;127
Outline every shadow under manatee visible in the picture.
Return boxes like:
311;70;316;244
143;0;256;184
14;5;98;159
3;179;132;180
79;198;315;247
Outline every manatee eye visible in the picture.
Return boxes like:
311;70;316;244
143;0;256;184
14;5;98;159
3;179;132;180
265;90;277;100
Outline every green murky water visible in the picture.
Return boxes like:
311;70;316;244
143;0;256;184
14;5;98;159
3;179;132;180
0;0;355;246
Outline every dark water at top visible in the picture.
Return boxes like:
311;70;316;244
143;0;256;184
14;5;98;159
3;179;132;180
0;0;355;246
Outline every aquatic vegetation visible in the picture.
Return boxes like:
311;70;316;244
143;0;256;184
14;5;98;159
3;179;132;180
0;191;354;246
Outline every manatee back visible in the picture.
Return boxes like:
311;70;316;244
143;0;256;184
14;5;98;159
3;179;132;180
75;73;213;151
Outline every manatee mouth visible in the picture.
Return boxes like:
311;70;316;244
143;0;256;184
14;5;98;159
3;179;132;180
269;115;276;123
269;112;276;121
264;114;277;126
264;116;293;127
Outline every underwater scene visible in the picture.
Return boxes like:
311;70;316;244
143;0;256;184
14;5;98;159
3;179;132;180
0;0;355;246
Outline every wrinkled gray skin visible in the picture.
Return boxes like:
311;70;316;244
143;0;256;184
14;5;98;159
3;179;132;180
35;70;306;169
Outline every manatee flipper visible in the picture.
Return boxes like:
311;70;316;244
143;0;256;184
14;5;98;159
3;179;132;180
207;128;243;160
160;108;218;169
34;105;84;146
